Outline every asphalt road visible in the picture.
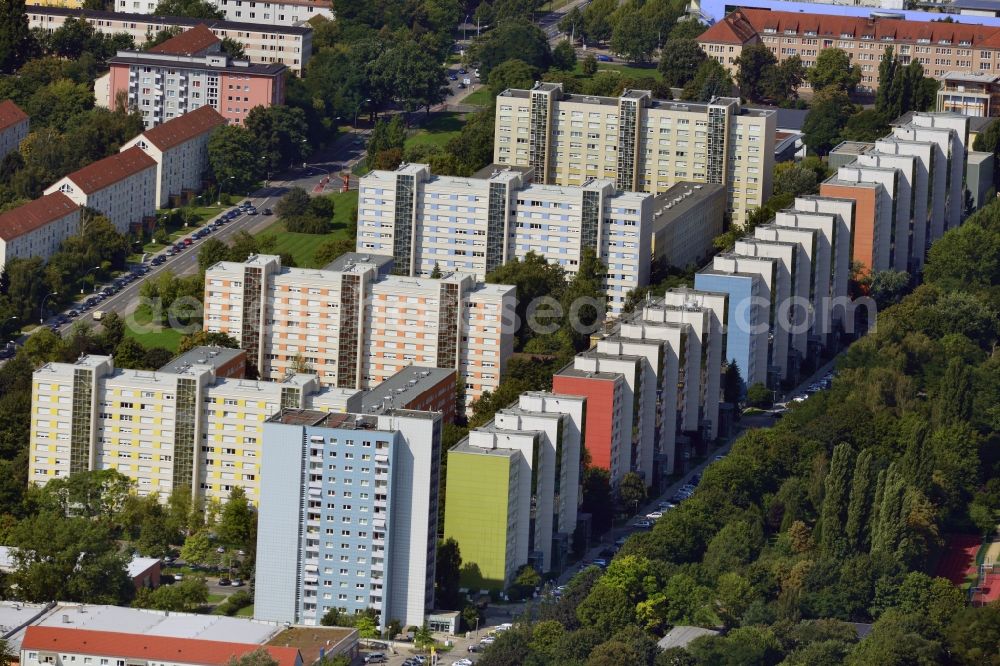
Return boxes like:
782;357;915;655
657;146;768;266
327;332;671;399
32;129;371;341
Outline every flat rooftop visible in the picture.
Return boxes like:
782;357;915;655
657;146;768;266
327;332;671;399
267;627;357;665
109;52;285;75
472;163;535;180
498;88;771;117
651;181;723;227
450;437;521;458
0;602;52;652
556;367;623;381
267;408;435;429
941;70;1000;83
158;346;245;374
29;604;281;644
322;252;393;273
360;366;452;413
831;141;874;156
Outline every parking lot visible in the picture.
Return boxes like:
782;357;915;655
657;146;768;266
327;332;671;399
359;628;500;666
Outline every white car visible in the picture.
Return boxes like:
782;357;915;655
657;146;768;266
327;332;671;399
452;660;473;666
646;511;663;520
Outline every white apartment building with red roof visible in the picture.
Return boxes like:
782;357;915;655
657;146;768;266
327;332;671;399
121;105;227;207
0;192;81;271
44;147;157;234
0;100;28;162
115;0;333;26
699;7;1000;93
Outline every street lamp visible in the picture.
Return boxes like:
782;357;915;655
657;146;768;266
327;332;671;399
40;292;59;324
81;266;101;294
354;98;372;127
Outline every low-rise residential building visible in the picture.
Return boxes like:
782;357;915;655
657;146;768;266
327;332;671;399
26;7;312;74
26;0;86;7
698;7;1000;93
255;408;441;629
114;0;333;26
936;71;1000;117
0;193;81;271
121;105;227;207
6;603;357;664
202;254;516;405
44;147;157;234
0;100;28;162
21;628;303;666
103;25;286;128
650;181;725;271
492;83;776;227
357;164;652;315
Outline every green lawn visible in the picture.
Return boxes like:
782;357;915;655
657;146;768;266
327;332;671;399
235;604;254;617
256;190;359;268
123;305;184;352
462;87;493;108
572;60;662;80
405;111;467;151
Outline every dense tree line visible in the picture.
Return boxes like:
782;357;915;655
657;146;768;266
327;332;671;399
0;214;129;338
476;195;1000;665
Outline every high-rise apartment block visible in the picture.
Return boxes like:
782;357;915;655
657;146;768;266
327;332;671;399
202;254;515;404
695;266;769;388
824;112;969;274
493;84;776;226
255;408;440;629
27;347;459;507
357;164;652;314
443;392;582;588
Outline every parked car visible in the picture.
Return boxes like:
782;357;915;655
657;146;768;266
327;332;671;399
448;73;458;81
263;208;273;216
635;519;653;529
241;200;252;208
646;511;663;520
218;578;231;586
597;54;613;61
246;207;258;215
231;579;244;587
364;655;386;664
183;238;193;246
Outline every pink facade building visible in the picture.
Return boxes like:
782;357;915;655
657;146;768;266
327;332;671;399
104;25;286;128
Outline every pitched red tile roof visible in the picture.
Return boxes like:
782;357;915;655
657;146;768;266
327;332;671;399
22;627;301;666
0;192;79;241
139;106;226;151
699;7;1000;49
149;24;220;56
62;147;156;195
0;100;28;133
